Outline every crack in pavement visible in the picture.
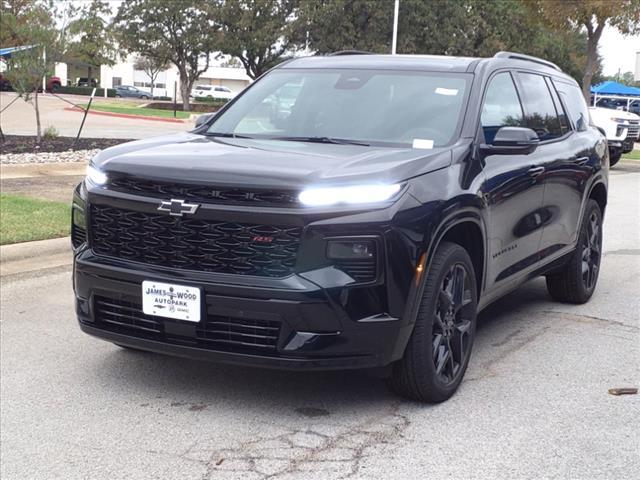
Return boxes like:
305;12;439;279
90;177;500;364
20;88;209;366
540;311;639;332
186;403;410;479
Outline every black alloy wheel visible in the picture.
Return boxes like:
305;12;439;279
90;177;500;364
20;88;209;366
433;263;475;386
582;210;601;291
546;199;603;303
388;241;478;403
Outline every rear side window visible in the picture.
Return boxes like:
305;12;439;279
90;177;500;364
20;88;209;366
545;78;570;134
517;72;562;140
480;72;525;144
553;80;590;132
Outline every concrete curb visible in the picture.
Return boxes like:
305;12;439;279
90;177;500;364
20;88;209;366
1;237;70;263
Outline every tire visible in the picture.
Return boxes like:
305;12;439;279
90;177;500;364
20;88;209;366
546;199;603;304
141;95;149;100
609;151;621;167
388;242;478;403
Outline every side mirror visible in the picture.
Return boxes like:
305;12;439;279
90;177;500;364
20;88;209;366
481;127;540;155
195;112;217;128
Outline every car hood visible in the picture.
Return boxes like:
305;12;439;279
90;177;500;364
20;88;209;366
590;107;640;121
91;133;454;189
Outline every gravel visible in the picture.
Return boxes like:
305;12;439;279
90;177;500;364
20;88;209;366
0;149;100;165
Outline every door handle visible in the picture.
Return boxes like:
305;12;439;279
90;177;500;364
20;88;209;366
527;166;545;177
572;156;589;166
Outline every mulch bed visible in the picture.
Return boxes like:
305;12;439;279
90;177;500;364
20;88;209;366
0;135;134;154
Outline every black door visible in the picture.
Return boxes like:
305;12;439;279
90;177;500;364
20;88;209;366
478;71;546;292
537;79;603;258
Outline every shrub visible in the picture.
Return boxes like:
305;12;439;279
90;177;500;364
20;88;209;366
57;86;116;97
43;126;59;139
144;102;221;113
193;96;228;106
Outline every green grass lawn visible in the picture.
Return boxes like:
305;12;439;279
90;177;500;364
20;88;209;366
622;149;640;161
81;103;191;119
0;194;70;245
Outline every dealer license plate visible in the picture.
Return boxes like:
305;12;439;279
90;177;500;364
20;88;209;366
142;281;201;322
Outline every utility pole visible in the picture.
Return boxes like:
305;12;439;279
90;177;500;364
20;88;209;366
391;0;400;55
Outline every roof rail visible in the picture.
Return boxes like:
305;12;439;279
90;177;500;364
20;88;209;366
493;51;561;72
328;50;373;56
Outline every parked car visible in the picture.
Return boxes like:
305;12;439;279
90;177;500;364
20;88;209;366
76;77;98;87
595;97;640;115
589;106;639;166
190;84;235;100
73;52;608;403
114;85;151;99
0;73;61;92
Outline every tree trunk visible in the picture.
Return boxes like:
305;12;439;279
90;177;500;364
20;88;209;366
581;23;605;104
34;89;42;143
179;69;191;111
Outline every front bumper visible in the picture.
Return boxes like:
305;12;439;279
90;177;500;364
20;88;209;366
71;179;426;371
74;252;414;370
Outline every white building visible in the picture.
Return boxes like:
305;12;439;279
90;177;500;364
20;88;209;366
54;54;252;99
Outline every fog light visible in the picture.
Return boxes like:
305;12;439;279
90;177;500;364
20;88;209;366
327;240;375;259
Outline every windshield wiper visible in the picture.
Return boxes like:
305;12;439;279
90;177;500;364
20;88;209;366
203;132;254;139
271;136;370;146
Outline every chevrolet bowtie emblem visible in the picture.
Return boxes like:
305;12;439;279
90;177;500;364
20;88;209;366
157;199;200;217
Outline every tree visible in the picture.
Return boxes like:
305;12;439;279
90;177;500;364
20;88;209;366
0;0;36;46
298;0;394;54
114;0;220;111
531;0;640;101
66;0;117;85
298;0;598;86
1;1;67;142
215;0;303;79
134;55;170;98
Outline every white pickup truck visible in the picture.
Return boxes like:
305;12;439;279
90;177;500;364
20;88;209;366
589;107;640;166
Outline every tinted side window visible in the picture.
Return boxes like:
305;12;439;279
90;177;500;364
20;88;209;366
517;72;562;140
545;77;569;134
481;72;525;144
553;80;590;132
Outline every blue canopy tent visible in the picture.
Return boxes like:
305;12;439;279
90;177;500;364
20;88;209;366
591;81;640;110
0;45;36;59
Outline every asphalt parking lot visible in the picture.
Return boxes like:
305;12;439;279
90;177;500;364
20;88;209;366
1;92;190;139
1;166;638;480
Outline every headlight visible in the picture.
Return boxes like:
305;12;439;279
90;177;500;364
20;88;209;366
611;117;628;124
298;184;402;207
86;164;108;185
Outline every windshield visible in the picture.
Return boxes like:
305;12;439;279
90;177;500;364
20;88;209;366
207;68;470;147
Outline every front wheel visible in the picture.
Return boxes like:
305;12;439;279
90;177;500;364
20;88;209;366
388;242;478;403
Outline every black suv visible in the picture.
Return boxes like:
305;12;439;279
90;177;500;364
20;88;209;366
72;52;608;402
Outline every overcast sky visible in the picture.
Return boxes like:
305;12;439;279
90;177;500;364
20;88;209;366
599;27;639;76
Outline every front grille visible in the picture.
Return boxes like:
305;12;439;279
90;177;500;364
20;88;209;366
71;224;86;248
89;204;302;277
108;176;299;207
93;296;281;355
335;258;377;283
196;316;279;351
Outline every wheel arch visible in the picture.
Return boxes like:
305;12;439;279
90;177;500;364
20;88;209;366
588;181;607;217
426;214;486;301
